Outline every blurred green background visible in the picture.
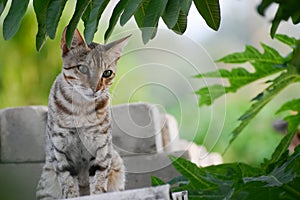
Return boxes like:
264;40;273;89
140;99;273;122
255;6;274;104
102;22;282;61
0;1;300;166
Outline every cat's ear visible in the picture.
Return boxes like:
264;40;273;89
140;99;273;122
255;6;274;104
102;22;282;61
61;27;86;55
104;35;131;63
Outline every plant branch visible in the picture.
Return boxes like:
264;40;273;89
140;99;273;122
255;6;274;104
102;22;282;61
283;184;300;198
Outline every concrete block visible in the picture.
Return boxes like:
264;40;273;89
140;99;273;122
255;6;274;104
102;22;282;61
111;103;163;156
67;185;170;200
0;103;164;162
0;106;47;162
0;163;43;200
0;151;187;199
124;151;189;189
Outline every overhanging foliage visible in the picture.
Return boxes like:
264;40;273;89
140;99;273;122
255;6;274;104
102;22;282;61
0;0;221;51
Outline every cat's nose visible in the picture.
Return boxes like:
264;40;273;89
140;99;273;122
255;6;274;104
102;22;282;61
91;85;101;93
91;87;97;93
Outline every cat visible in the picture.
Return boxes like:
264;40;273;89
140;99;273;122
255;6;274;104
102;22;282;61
36;27;130;199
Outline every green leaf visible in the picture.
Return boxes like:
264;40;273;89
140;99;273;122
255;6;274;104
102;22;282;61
270;7;284;38
195;84;226;106
167;176;189;186
257;0;273;16
0;0;8;17
193;0;220;31
141;0;168;44
257;0;300;38
292;12;300;24
275;34;298;48
180;0;192;15
170;0;191;35
195;63;285;106
277;98;300;134
82;0;109;44
162;0;180;29
262;98;300;170
151;176;165;186
196;42;289;105
46;0;68;39
134;0;150;28
3;0;30;40
33;0;51;51
246;148;300;188
262;132;296;173
277;99;300;114
104;0;128;42
169;155;212;188
168;146;300;199
171;10;187;35
120;0;143;26
217;43;285;64
243;167;296;187
66;0;91;48
228;69;300;149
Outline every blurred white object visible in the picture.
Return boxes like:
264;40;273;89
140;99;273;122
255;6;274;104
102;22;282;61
160;114;223;167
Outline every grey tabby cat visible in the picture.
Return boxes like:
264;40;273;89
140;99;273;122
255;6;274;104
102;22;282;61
36;28;130;199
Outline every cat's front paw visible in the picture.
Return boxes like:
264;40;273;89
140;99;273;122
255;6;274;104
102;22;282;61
90;173;108;195
64;188;80;198
91;185;107;195
61;176;80;198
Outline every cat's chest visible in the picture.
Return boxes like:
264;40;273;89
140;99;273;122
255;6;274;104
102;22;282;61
56;126;109;158
68;131;94;163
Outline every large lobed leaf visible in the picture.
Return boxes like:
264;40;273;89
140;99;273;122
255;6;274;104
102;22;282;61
228;68;300;149
262;98;300;171
195;34;300;149
155;147;300;199
275;34;298;48
217;43;285;64
195;41;289;106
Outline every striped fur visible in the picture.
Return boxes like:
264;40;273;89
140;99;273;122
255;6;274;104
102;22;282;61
36;28;130;199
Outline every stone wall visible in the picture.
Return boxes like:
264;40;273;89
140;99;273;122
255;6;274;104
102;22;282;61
0;103;221;199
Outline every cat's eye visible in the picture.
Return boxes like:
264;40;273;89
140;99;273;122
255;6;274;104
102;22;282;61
77;65;89;74
102;70;113;78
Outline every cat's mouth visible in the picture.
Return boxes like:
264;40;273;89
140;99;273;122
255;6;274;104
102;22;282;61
86;93;100;98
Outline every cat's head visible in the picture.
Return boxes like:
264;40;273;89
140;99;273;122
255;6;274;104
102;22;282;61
61;28;130;99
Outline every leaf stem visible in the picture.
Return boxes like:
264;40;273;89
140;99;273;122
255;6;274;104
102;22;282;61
291;40;300;73
283;184;300;198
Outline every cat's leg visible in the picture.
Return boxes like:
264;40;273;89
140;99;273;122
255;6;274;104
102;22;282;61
89;145;112;194
57;170;80;198
52;148;80;198
107;150;125;191
36;161;61;200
